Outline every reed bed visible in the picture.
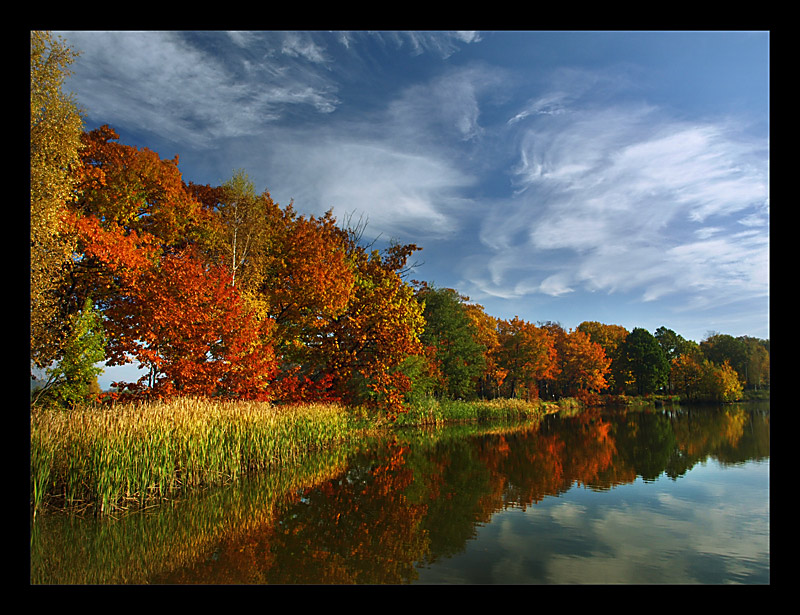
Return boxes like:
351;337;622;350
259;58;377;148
394;397;560;427
30;398;357;517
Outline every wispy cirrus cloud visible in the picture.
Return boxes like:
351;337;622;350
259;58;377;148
247;62;502;241
466;88;769;312
258;134;475;239
61;31;485;241
57;31;767;339
61;31;343;146
361;30;482;58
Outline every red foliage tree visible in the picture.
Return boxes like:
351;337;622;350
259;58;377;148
103;246;277;399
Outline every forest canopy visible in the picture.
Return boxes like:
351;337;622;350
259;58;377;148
30;32;769;413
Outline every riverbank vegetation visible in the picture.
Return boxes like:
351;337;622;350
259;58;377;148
30;32;770;516
30;398;361;517
31;396;563;517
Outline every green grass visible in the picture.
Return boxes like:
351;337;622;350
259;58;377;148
393;396;561;427
30;398;360;517
30;395;583;517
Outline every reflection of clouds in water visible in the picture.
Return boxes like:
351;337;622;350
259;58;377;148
546;500;588;530
544;472;769;584
580;506;696;584
491;512;541;583
416;463;768;584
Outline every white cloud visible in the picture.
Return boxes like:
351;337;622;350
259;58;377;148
469;94;769;311
538;274;575;297
386;64;506;144
247;63;504;241
279;31;330;63
61;31;342;146
58;32;767;335
387;31;482;58
259;136;473;240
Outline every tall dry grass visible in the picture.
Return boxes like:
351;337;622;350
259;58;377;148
30;398;357;516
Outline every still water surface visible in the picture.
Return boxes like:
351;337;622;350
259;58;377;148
30;403;769;584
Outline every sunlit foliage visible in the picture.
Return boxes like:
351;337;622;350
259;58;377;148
30;31;84;366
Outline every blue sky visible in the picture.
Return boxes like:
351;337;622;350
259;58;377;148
54;30;769;388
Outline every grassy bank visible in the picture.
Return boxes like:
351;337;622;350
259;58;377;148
30;396;579;517
30;398;363;517
393;396;574;426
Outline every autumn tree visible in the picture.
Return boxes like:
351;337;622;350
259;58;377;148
261;209;355;361
700;360;743;402
103;246;277;399
73;125;214;251
64;127;282;400
212;170;279;290
671;354;743;402
741;336;770;390
219;206;356;403
577;321;629;356
577;321;629;393
189;172;425;411
670;354;705;401
556;329;611;396
322;243;424;413
62;124;219;324
700;333;770;391
30;31;84;366
495;317;558;400
700;333;748;383
463;302;501;399
654;326;697;393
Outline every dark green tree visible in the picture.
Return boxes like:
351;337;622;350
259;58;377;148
654;326;697;393
654;327;682;361
417;286;486;399
700;333;748;382
619;328;670;395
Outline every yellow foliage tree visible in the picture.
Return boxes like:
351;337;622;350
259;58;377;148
30;31;84;366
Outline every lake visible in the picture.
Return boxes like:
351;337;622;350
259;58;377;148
30;402;769;585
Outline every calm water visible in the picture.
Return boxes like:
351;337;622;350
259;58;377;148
30;402;769;585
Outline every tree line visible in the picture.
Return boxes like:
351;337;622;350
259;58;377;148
30;32;769;413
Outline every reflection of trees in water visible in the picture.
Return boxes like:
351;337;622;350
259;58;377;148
30;441;356;584
667;404;770;467
411;405;769;572
152;438;430;584
31;405;769;584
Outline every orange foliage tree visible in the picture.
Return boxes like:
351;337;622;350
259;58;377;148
188;171;425;411
66;126;277;400
102;246;277;399
463;302;502;398
495;317;559;400
556;329;611;398
577;321;629;392
670;354;705;401
262;210;355;364
74;125;214;249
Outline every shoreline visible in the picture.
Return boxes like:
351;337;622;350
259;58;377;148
30;393;768;518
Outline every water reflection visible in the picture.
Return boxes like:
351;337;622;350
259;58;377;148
31;403;769;584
